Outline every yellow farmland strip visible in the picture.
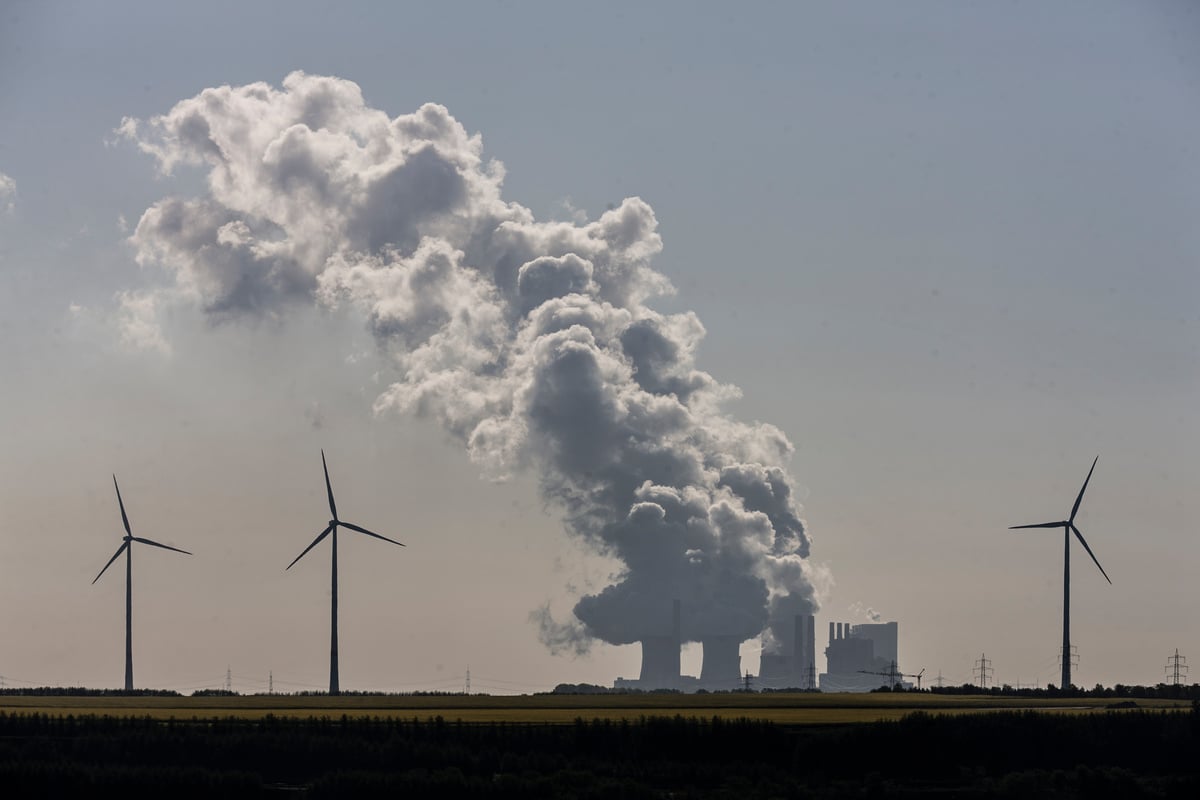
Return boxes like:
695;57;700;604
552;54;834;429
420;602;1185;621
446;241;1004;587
0;693;1187;724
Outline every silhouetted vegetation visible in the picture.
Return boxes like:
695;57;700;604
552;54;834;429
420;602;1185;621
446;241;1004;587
0;705;1198;796
924;682;1200;700
288;689;471;697
551;683;626;694
0;687;182;697
549;683;683;695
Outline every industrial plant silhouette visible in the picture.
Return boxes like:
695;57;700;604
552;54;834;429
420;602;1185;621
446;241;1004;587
286;450;405;695
1010;456;1112;690
92;475;192;691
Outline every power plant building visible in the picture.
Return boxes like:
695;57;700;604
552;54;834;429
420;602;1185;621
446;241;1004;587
758;614;817;689
819;620;904;692
612;607;903;694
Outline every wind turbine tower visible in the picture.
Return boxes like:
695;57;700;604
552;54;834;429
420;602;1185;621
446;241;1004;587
286;450;405;695
1010;456;1112;691
93;476;192;690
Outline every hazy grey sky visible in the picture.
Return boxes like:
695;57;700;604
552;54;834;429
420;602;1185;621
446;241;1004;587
1;1;1197;693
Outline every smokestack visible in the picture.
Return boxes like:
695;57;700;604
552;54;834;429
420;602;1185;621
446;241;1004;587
793;614;803;670
794;614;815;684
673;599;681;645
829;621;835;645
700;636;742;687
804;614;815;686
836;622;843;640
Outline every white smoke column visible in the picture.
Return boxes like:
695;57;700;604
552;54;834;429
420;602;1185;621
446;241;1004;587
119;72;824;654
0;171;16;213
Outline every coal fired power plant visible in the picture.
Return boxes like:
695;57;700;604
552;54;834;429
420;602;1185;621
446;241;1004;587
819;619;904;692
616;599;751;692
758;613;818;690
616;608;819;692
615;601;815;692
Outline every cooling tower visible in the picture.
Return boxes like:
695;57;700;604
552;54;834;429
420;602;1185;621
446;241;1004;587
638;599;681;688
700;635;742;687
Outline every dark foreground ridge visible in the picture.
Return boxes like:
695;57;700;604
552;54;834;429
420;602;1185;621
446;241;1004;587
1;707;1198;797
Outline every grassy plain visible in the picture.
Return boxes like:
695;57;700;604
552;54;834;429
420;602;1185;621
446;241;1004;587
0;691;1187;724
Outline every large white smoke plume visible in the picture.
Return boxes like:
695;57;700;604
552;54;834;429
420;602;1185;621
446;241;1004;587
118;72;824;655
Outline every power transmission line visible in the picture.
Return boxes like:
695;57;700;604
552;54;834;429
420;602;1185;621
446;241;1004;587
1057;645;1079;671
858;660;903;690
1165;649;1188;686
973;654;993;689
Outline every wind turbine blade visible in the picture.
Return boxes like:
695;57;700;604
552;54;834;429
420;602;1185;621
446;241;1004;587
1069;456;1099;524
131;537;192;556
1071;523;1112;584
1009;521;1068;530
340;520;406;548
93;542;129;584
321;449;338;521
113;475;131;535
286;524;333;571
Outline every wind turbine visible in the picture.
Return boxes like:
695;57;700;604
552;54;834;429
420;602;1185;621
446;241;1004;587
286;450;405;695
1010;456;1111;691
93;475;192;691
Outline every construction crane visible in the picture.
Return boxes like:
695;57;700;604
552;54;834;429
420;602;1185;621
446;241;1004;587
858;663;925;690
858;661;903;690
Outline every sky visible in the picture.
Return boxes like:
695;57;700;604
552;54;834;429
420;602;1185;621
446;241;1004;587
1;1;1198;694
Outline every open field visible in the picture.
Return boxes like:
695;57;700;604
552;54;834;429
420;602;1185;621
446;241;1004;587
1;691;1189;724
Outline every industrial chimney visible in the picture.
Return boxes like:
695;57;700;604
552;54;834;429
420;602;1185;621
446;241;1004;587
793;614;815;688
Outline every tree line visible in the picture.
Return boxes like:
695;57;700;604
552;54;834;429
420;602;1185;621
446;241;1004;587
0;706;1198;797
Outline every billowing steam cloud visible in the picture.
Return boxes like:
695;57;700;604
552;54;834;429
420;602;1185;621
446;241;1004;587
118;72;824;655
0;170;16;214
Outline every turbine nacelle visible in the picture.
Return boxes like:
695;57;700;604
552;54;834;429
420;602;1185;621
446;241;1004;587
1008;456;1110;584
93;477;192;584
286;452;405;572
